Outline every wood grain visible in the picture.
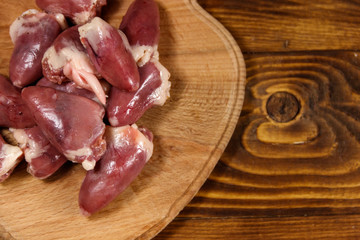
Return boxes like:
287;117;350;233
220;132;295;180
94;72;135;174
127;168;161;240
158;51;360;239
172;51;360;218
0;0;245;239
157;0;360;238
197;0;360;52
156;215;360;240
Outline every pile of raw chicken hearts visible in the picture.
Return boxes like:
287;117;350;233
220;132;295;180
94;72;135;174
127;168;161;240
0;0;171;216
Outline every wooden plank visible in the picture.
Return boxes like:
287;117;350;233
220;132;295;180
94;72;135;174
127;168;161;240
0;0;246;239
155;215;360;239
197;0;360;52
173;50;360;220
157;0;360;239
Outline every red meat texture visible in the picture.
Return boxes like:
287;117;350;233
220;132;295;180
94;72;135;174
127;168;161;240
79;125;153;216
22;86;106;171
36;0;106;24
9;10;62;88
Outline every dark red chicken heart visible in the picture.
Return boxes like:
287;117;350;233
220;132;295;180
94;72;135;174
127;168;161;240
42;26;106;105
107;60;170;127
79;125;153;216
36;77;110;105
10;126;67;179
22;86;106;170
119;0;160;66
79;17;140;92
9;9;62;88
36;0;106;25
0;75;35;128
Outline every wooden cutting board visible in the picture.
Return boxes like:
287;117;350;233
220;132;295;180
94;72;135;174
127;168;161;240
156;1;360;239
0;0;245;239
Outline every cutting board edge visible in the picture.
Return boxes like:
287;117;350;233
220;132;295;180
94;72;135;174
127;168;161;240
137;0;246;239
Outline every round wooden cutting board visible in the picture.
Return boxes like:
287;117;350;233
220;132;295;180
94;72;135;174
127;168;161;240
0;0;245;239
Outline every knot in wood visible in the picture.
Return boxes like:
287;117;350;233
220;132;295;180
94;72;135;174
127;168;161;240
266;92;300;123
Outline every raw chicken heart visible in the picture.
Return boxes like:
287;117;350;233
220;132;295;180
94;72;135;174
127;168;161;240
36;77;103;104
79;125;153;216
120;0;160;66
107;60;170;127
42;26;106;105
79;17;140;92
10;126;67;179
9;9;62;88
0;134;23;182
0;75;35;128
36;0;106;25
22;86;106;170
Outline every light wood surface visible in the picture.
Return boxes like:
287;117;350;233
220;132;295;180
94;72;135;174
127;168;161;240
0;0;245;239
156;0;360;239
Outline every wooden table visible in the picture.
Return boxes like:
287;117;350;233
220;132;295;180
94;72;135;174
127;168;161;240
156;0;360;239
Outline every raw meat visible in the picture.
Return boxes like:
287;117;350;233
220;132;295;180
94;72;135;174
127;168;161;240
9;9;62;88
22;86;106;170
120;0;160;66
36;0;107;25
79;124;153;216
0;134;23;182
79;17;140;91
10;127;67;179
42;26;106;105
107;60;170;127
36;77;110;104
0;75;35;128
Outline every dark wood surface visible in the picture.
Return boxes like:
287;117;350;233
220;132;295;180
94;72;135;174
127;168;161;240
156;0;360;239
